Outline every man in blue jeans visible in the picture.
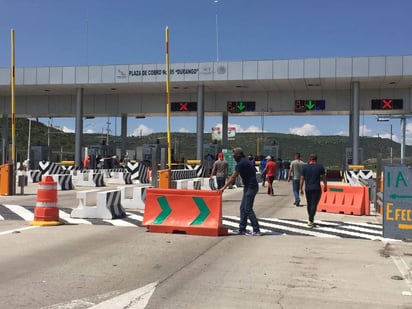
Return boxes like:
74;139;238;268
287;152;305;206
300;154;327;228
219;147;262;236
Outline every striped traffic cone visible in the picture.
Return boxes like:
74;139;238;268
30;175;62;226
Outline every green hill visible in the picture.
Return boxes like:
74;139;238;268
1;118;411;168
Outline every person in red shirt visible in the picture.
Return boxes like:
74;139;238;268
262;155;277;196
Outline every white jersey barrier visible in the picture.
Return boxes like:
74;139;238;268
106;172;133;185
118;184;152;210
344;170;373;186
188;178;202;190
171;179;188;189
200;177;217;190
71;189;125;219
75;171;105;187
51;174;74;190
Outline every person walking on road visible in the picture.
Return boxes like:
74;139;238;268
288;153;305;206
299;154;327;228
210;152;228;189
262;155;277;196
219;147;262;236
259;156;267;187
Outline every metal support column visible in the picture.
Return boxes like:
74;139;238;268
1;114;8;164
351;81;360;165
196;85;205;161
401;117;406;164
222;112;228;149
121;114;127;159
74;88;84;168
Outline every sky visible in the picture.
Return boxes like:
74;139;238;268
1;0;412;145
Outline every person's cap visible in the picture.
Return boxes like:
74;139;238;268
265;155;271;160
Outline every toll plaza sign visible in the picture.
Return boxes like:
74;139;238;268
383;165;412;239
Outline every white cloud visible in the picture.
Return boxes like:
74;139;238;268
289;123;320;136
243;125;261;133
359;125;373;137
211;123;262;133
131;124;155;136
61;126;74;133
335;130;348;136
406;123;412;145
84;128;95;134
178;127;190;133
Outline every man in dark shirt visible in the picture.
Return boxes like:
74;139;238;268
300;154;327;228
220;147;262;236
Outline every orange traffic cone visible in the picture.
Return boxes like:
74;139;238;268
30;175;61;226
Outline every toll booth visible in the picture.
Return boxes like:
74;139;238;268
262;145;280;160
30;146;50;170
86;143;115;169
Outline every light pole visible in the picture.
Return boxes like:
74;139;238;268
390;124;393;164
261;109;265;155
214;0;219;62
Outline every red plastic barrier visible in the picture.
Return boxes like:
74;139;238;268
317;184;369;216
142;188;228;236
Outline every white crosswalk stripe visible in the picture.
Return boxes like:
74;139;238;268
0;204;385;240
2;204;34;221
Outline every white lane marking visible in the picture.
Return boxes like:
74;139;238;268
0;213;4;220
91;281;158;308
3;204;34;221
0;226;38;236
390;254;412;295
58;210;92;225
103;219;137;227
224;216;338;238
125;212;144;222
259;217;387;240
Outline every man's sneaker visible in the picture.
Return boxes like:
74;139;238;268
233;229;246;235
307;221;315;228
295;201;300;207
247;230;264;236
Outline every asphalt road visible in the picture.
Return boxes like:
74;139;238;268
0;180;411;308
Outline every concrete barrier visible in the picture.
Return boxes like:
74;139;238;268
51;174;74;190
75;171;105;187
106;172;133;185
171;179;188;189
118;185;152;210
71;189;125;219
188;178;202;190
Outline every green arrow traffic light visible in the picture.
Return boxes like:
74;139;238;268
306;100;315;110
237;101;246;111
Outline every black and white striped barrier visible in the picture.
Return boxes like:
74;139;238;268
118;185;152;210
185;165;206;177
126;162;150;183
188;178;202;190
50;174;74;190
106;172;133;185
39;161;65;175
171;169;197;180
200;177;218;190
171;179;188;189
344;169;373;185
75;171;106;187
29;170;42;183
71;189;125;219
